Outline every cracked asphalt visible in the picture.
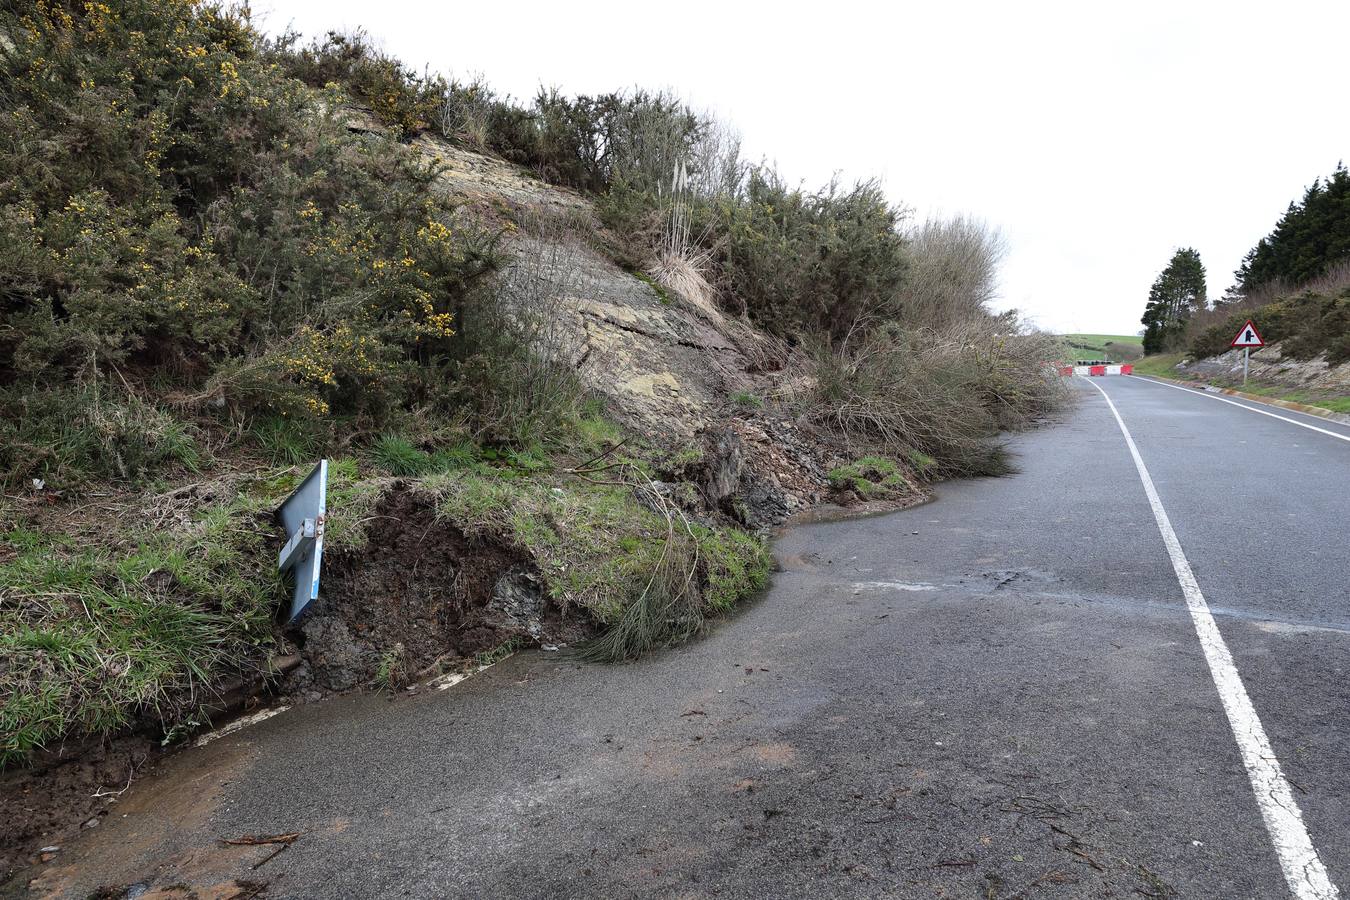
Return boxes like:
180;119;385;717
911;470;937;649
13;375;1350;899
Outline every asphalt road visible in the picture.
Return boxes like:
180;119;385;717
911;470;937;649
16;375;1350;899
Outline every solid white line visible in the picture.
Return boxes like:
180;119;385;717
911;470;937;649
429;658;507;691
1134;376;1350;443
195;705;291;747
1084;378;1339;900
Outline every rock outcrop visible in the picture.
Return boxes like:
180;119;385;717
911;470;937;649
340;107;909;524
1176;342;1350;396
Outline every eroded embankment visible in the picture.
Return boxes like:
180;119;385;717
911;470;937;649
290;489;575;695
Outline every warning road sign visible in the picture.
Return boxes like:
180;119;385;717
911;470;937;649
1231;320;1265;348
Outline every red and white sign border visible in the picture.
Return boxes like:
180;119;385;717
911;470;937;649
1231;319;1265;348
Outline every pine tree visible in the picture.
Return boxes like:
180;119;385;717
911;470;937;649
1233;163;1350;294
1141;248;1207;354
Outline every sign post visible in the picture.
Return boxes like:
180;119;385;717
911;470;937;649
1229;319;1265;385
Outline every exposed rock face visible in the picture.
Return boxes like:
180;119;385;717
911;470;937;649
1181;342;1350;395
523;238;748;439
339;107;921;525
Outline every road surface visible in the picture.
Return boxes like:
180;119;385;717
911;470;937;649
14;375;1350;899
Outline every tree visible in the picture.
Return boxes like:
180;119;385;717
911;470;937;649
1233;163;1350;295
1141;248;1207;354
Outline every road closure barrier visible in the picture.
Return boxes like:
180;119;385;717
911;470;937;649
1058;363;1133;376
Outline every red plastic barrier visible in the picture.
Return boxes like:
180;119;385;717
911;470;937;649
1089;365;1106;376
1058;365;1074;376
1120;364;1133;375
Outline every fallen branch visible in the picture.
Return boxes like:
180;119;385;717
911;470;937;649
223;831;301;870
224;831;301;847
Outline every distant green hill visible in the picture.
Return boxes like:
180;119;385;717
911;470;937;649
1060;333;1144;362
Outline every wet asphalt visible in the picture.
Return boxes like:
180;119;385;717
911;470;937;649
16;375;1350;899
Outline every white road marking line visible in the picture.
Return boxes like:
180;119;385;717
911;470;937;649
195;705;291;747
1084;377;1339;900
430;658;506;691
1134;376;1350;443
850;581;940;592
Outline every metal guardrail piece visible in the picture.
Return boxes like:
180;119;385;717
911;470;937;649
276;460;328;623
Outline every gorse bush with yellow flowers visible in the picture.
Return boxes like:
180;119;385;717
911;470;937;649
0;0;507;486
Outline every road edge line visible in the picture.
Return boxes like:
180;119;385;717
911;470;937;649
1134;373;1350;426
1131;376;1350;441
1083;377;1340;900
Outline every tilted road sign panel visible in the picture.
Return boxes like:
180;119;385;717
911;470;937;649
276;459;328;623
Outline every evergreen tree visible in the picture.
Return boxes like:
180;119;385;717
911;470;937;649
1234;163;1350;294
1141;248;1207;354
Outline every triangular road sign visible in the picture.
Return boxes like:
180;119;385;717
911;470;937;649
1231;319;1265;348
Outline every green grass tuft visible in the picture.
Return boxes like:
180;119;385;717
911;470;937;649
730;391;764;409
251;416;326;467
828;456;913;499
0;488;279;766
371;434;433;476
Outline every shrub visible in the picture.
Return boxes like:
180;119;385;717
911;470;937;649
497;89;701;195
893;216;1008;329
702;170;909;339
1188;288;1350;364
451;218;589;446
268;29;445;135
807;316;1065;476
438;75;499;151
0;0;509;486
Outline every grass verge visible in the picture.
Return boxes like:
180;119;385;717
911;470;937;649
0;482;280;766
1130;353;1188;378
1;442;771;766
1230;385;1350;414
1133;355;1350;414
419;465;771;660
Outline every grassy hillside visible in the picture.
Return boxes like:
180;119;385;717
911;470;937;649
1061;333;1144;362
1130;353;1186;377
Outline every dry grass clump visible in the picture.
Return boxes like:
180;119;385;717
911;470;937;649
808;316;1066;477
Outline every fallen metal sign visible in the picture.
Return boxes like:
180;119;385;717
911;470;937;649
276;460;327;623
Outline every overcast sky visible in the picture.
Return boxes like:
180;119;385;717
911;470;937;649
255;0;1350;335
